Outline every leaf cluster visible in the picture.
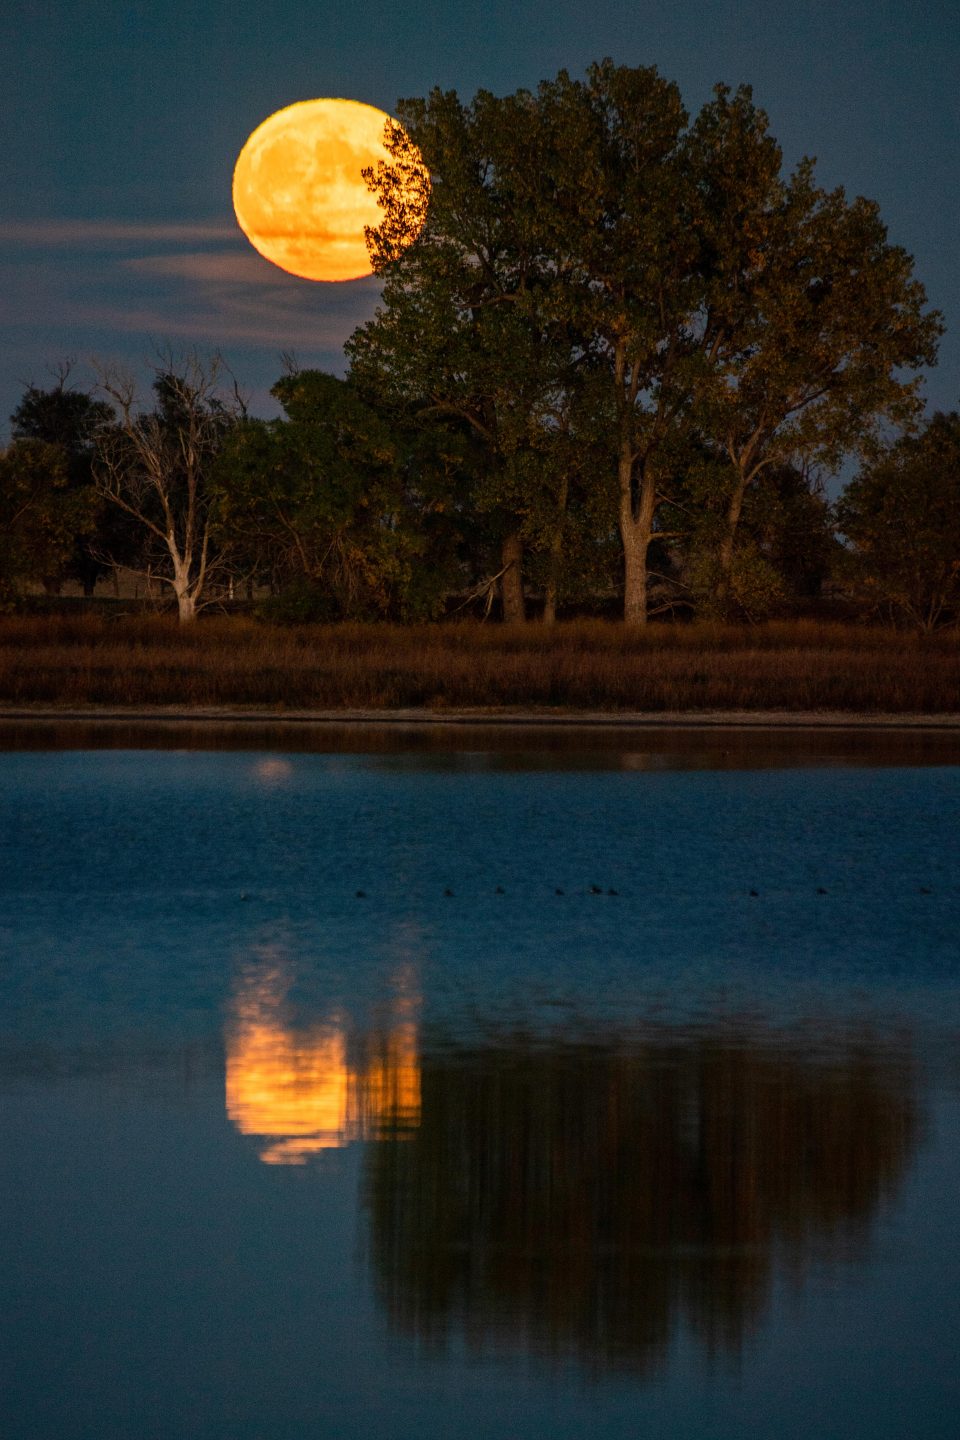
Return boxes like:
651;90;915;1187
838;412;960;628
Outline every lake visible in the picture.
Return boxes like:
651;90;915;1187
1;732;959;1439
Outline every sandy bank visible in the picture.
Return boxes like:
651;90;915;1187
1;706;959;729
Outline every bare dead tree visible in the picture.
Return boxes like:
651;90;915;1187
93;351;239;622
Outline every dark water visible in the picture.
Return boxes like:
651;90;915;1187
1;746;959;1439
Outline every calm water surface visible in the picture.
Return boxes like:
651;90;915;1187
1;745;959;1439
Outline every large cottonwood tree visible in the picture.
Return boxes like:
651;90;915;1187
355;63;940;623
527;63;703;624
685;86;941;608
350;87;590;621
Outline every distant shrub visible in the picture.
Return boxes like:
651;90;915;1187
687;544;787;622
256;581;340;625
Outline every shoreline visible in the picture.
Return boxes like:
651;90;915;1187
2;706;959;731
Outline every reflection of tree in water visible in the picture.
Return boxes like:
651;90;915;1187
364;1030;919;1372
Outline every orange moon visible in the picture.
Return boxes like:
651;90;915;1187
232;98;425;282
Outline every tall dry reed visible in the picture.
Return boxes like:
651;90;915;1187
0;615;957;712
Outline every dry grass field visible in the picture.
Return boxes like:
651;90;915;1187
0;614;957;713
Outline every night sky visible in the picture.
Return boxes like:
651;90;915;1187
3;0;957;431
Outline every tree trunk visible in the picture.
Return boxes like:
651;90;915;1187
718;475;748;580
715;472;749;609
619;447;656;625
543;577;557;625
543;530;562;624
171;557;197;623
542;473;570;626
500;531;525;623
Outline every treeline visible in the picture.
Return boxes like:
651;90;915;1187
1;61;957;628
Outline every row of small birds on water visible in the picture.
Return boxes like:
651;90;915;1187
353;883;621;898
240;883;937;900
239;884;937;900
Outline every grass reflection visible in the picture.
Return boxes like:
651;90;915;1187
364;1028;920;1371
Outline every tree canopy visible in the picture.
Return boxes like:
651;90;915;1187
838;412;960;629
10;373;114;595
355;61;941;622
1;62;947;628
213;369;462;620
0;439;97;606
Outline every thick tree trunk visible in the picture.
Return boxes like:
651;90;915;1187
621;519;648;624
500;531;525;623
619;447;656;626
171;556;197;623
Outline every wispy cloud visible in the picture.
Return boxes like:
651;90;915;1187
0;247;382;349
123;251;296;286
0;218;384;428
0;219;239;247
66;296;377;350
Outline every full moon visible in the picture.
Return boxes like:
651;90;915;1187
232;98;427;282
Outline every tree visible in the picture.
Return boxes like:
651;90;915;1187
528;62;704;624
0;440;97;605
666;442;835;619
837;411;960;629
351;85;593;621
213;370;459;620
361;63;727;625
93;353;241;622
10;368;114;594
505;381;620;622
357;64;940;625
686;86;941;609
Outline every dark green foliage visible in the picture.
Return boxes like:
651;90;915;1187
351;79;613;619
0;440;98;606
255;578;342;625
214;371;459;620
10;377;114;593
6;63;943;628
837;412;960;628
355;63;939;623
675;460;834;619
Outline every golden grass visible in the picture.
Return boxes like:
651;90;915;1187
0;615;957;712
